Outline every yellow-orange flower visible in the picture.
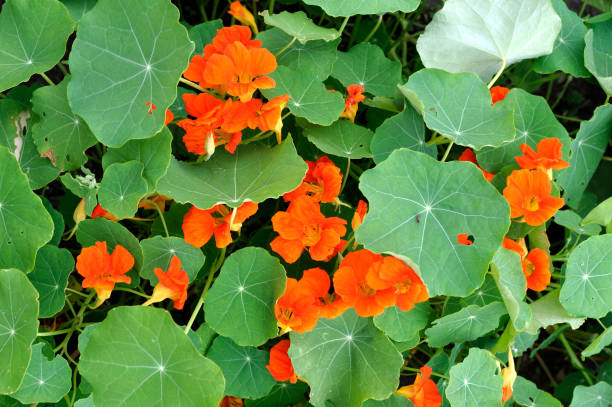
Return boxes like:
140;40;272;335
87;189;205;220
142;256;189;310
339;84;365;122
397;365;442;407
228;1;258;34
183;202;258;248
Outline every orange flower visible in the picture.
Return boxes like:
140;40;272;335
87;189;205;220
76;241;133;307
218;396;243;407
164;109;174;125
183;202;258;248
503;169;564;226
228;1;258;34
340;84;365;122
458;148;495;182
457;233;473;245
283;156;343;204
275;278;321;333
501;348;517;403
490;86;510;105
299;267;349;319
142;256;189;310
396;366;442;407
91;204;119;222
271;196;346;263
250;95;290;144
522;248;550;291
266;340;298;383
502;237;526;257
515;137;569;172
351;200;367;231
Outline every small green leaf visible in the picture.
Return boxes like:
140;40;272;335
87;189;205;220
74;395;94;407
41;197;64;246
261;11;339;44
141;236;205;284
189;20;223;55
245;381;309;407
331;43;402;98
525;290;585;335
582;326;612;357
97;161;148;219
17;124;59;190
569;382;612;407
362;395;414;407
0;0;74;92
583;196;612;227
205;247;286;346
513;376;562;407
554;210;601;236
373;302;430;344
60;0;96;22
290;309;403;407
207;336;276;399
584;19;612;95
304;120;373;159
446;348;503;407
300;0;420;17
491;248;532;332
27;245;74;318
445;275;504;315
400;69;515;149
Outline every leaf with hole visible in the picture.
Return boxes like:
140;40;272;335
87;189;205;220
446;348;503;407
140;236;205;284
261;11;339;44
27;245;74;318
304;120;372;159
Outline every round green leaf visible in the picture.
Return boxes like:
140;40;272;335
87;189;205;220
262;66;345;126
373;302;430;344
581;326;612;358
356;149;511;297
491;248;532;331
301;0;419;17
0;268;39;394
446;348;503;407
11;343;71;404
417;0;561;82
261;11;339;44
31;76;97;171
585;19;612;95
560;234;612;318
400;69;515;149
27;245;74;318
204;247;287;346
304;120;373;159
513;376;562;407
141;236;205;284
98;161;148;219
0;146;54;272
569;382;612;407
158;138;307;209
207;336;276;399
554;210;601;236
67;0;194;147
245;381;309;407
0;0;74;92
289;309;403;407
331;43;402;98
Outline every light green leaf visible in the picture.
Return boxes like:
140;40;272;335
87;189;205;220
80;306;224;407
362;395;414;407
331;43;402;98
304;120;372;159
585;19;612;95
582;326;612;357
97;161;148;219
190;20;223;55
491;248;532;332
261;11;339;44
0;268;39;394
525;290;585;335
583;196;612;227
0;146;54;272
560;234;612;318
533;0;590;77
0;0;73;92
27;245;74;318
400;69;515;149
554;210;601;236
417;0;561;82
446;348;503;407
102;127;172;193
300;0;420;17
11;343;71;404
74;395;94;407
245;381;309;407
569;382;612;407
513;376;562;407
558;105;612;208
204;247;286;346
371;106;436;164
207;336;276;399
356;149;511;296
476;88;570;173
289;309;403;407
67;0;194;147
158;138;307;209
141;236;204;284
373;302;430;344
31;76;97;171
262;66;345;125
60;0;96;22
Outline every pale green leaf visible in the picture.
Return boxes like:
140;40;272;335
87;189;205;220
97;161;148;219
373;302;430;344
446;348;503;407
362;395;414;407
491;248;532;332
583;196;612;227
60;0;96;22
582;326;612;357
261;11;339;44
304;120;373;159
513;376;562;407
585;19;612;95
141;236;204;284
525;290;585;335
27;245;74;318
554;210;601;236
74;395;94;407
569;382;612;407
300;0;420;17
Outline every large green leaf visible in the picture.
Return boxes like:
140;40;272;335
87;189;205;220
300;0;420;17
569;382;612;407
140;236;205;284
582;326;612;357
204;247;286;346
0;146;54;272
558;105;612;208
158;138;307;209
30;76;97;171
0;0;74;92
476;89;570;173
206;336;276;399
67;0;194;147
97;161;148;219
525;290;585;335
289;309;403;407
584;19;612;95
400;69;515;149
331;43;402;98
11;343;71;404
446;348;503;407
80;306;224;407
304;120;373;159
417;0;561;82
262;66;345;126
513;376;562;407
373;302;430;344
0;268;39;394
356;149;511;296
261;11;339;44
560;234;612;319
27;245;74;318
490;248;531;331
533;0;590;77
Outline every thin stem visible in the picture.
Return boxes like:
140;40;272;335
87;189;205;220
114;287;150;299
275;37;296;57
338;16;350;35
555;114;582;122
601;156;612;162
339;158;350;195
142;199;169;237
65;288;89;298
402;366;449;380
179;77;208;93
558;332;594;385
441;141;454;162
363;14;383;42
40;72;55;86
57;62;68;76
38;327;75;337
487;59;506;88
534;352;558;387
269;0;275;12
596;319;607;330
551;77;573;110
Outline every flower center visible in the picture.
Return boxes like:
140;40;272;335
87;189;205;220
358;284;376;297
395;279;412;294
523;259;535;277
302;224;321;246
524;195;540;211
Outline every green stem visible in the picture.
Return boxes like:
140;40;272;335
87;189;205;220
268;0;275;12
554;114;582;122
57;62;68;76
551;77;573;110
40;72;55;86
534;352;558;387
142;199;169;238
558;332;594;385
487;59;506;88
363;14;383;42
38;327;76;337
114;287;150;299
339;158;350;195
66;288;89;298
402;366;449;380
179;77;208;93
602;156;612;162
441;141;454;162
275;37;296;57
338;16;350;35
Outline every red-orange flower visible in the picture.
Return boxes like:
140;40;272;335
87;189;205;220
503;169;564;226
340;84;365;122
351;200;367;231
165;109;174;125
490;86;510;105
515;137;569;172
266;340;298;383
142;256;189;310
218;396;243;407
228;1;258;34
76;241;133;307
299;267;349;319
275;278;321;333
396;366;442;407
183;202;258;248
91;204;119;222
250;95;290;144
458;148;495;182
271;196;346;263
283;156;343;203
503;237;527;257
522;248;550;291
